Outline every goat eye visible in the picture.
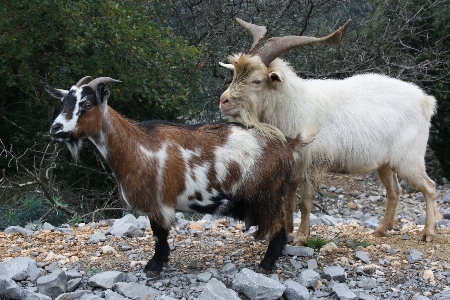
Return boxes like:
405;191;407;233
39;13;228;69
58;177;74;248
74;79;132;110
252;79;262;85
82;102;92;109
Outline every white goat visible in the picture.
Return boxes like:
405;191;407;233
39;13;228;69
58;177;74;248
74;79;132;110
219;18;438;245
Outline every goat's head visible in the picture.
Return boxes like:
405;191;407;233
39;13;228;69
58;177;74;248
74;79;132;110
219;18;350;139
45;76;121;159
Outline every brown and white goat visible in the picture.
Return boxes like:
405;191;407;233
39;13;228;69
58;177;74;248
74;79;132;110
45;76;303;277
219;18;438;245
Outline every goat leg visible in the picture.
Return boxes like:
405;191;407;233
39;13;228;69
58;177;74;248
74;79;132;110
144;220;170;278
257;227;287;273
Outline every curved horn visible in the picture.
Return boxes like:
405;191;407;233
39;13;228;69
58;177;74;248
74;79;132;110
255;20;351;67
236;18;267;55
87;77;122;90
75;76;93;87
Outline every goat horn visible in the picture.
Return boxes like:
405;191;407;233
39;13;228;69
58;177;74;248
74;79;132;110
236;18;267;55
252;20;351;67
87;77;122;90
75;76;93;87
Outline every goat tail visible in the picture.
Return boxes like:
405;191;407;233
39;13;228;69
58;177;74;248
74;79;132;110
423;95;437;123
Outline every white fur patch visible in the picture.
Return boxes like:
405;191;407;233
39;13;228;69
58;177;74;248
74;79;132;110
214;127;263;190
119;183;131;208
161;205;175;228
51;86;84;136
139;143;168;205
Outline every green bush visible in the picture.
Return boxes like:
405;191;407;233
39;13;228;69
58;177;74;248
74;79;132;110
0;194;68;227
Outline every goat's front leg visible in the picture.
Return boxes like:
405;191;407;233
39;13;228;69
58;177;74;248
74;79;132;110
144;220;170;278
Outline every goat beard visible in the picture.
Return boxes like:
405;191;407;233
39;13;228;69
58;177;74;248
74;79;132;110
66;139;82;162
239;101;286;142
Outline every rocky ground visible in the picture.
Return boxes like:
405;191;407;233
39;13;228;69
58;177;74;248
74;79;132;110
1;170;450;300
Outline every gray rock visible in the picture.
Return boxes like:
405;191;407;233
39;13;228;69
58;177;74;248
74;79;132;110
89;271;126;289
55;227;74;234
355;292;377;300
407;249;423;263
307;259;318;269
310;214;322;226
37;270;67;299
113;282;161;299
363;217;379;230
331;282;357;300
232;268;285;300
66;278;82;292
298;269;320;288
1;256;41;281
328;186;337;192
46;261;61;273
104;289;127;300
442;193;450;204
0;276;22;299
415;213;426;225
21;289;53;300
413;297;431;300
323;265;346;283
109;223;143;238
283;279;309;300
357;278;377;289
320;215;339;226
355;251;371;263
197;271;213;282
137;215;151;229
175;212;190;230
197;278;240;300
221;262;237;274
206;268;221;279
43;222;55;231
65;270;82;280
87;231;107;244
159;296;178;300
283;245;314;257
108;214;144;237
79;294;103;300
55;290;92;300
4;226;35;236
353;211;364;219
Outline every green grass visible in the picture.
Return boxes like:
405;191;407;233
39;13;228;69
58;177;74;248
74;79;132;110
306;236;330;251
345;239;371;249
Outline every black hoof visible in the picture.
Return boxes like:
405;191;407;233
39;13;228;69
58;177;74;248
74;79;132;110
257;267;272;274
146;270;161;278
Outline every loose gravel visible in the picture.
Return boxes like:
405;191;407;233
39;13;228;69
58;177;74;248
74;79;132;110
1;171;450;300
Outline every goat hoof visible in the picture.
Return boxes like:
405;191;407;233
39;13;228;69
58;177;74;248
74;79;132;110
373;231;385;237
257;267;271;274
146;270;161;278
293;238;307;246
421;234;434;242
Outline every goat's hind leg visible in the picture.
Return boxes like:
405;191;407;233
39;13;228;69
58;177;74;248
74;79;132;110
374;165;402;237
144;220;170;278
283;186;298;234
397;167;437;242
258;224;287;274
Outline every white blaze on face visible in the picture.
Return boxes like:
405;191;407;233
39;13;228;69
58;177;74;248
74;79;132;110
214;127;263;189
51;86;87;135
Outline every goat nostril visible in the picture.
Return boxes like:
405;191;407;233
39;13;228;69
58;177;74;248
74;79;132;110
220;96;229;105
51;123;63;134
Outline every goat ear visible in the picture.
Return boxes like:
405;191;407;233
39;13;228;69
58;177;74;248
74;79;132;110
96;82;111;104
219;62;235;70
268;72;283;83
45;85;68;100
